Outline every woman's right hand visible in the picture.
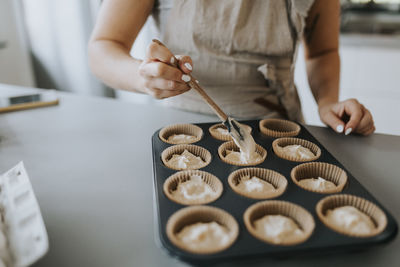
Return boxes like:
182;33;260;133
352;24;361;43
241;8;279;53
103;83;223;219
138;41;193;99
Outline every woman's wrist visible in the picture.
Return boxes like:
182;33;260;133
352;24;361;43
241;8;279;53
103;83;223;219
317;96;338;111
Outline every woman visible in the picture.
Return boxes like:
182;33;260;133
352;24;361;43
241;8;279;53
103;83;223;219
88;0;375;135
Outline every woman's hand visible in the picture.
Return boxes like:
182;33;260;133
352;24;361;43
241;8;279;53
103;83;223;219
138;42;193;99
319;99;375;136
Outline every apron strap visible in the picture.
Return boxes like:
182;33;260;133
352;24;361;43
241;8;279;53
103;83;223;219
285;0;299;64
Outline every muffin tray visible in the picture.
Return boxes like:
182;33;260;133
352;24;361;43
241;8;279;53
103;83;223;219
151;120;398;263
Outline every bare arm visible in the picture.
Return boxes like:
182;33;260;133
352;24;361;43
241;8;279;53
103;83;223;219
304;0;375;135
304;0;340;110
88;0;192;98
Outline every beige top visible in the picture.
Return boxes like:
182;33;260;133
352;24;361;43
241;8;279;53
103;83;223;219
151;0;315;121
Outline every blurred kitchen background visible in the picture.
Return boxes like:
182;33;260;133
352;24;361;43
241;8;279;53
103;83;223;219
1;0;399;135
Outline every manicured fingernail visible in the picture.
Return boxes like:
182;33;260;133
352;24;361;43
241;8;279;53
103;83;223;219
184;62;192;70
170;57;175;64
345;128;352;135
181;74;191;82
336;125;344;133
195;80;199;83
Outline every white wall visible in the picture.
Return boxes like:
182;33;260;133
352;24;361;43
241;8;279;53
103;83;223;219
22;0;106;95
0;0;35;87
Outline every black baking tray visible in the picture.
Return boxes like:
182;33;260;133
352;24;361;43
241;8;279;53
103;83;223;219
151;120;398;264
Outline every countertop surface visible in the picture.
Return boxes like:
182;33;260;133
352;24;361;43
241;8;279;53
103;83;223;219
0;85;399;267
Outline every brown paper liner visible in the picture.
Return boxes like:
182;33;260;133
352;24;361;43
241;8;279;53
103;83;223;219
161;144;212;170
163;170;223;205
316;194;387;238
291;162;347;194
259;118;301;138
272;137;321;162
209;123;252;141
166;206;239;254
159;124;203;144
218;141;267;166
244;200;315;245
228;168;287;199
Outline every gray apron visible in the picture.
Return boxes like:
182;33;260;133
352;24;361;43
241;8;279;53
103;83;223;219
152;0;314;122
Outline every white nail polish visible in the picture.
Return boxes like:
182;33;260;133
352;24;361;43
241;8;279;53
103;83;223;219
170;57;175;64
195;80;199;83
181;74;191;82
336;125;344;133
345;128;352;135
184;62;192;70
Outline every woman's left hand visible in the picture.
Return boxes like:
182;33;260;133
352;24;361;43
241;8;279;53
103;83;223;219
318;99;375;136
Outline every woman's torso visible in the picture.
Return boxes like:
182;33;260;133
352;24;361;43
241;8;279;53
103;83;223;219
150;0;314;121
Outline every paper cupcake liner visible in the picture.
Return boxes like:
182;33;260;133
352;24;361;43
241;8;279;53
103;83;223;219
272;137;321;162
316;194;387;238
244;200;315;246
259;118;301;138
209;123;252;141
161;144;212;170
228;168;287;199
159;124;203;144
218;141;267;166
163;170;223;205
291;162;347;194
166;206;239;254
